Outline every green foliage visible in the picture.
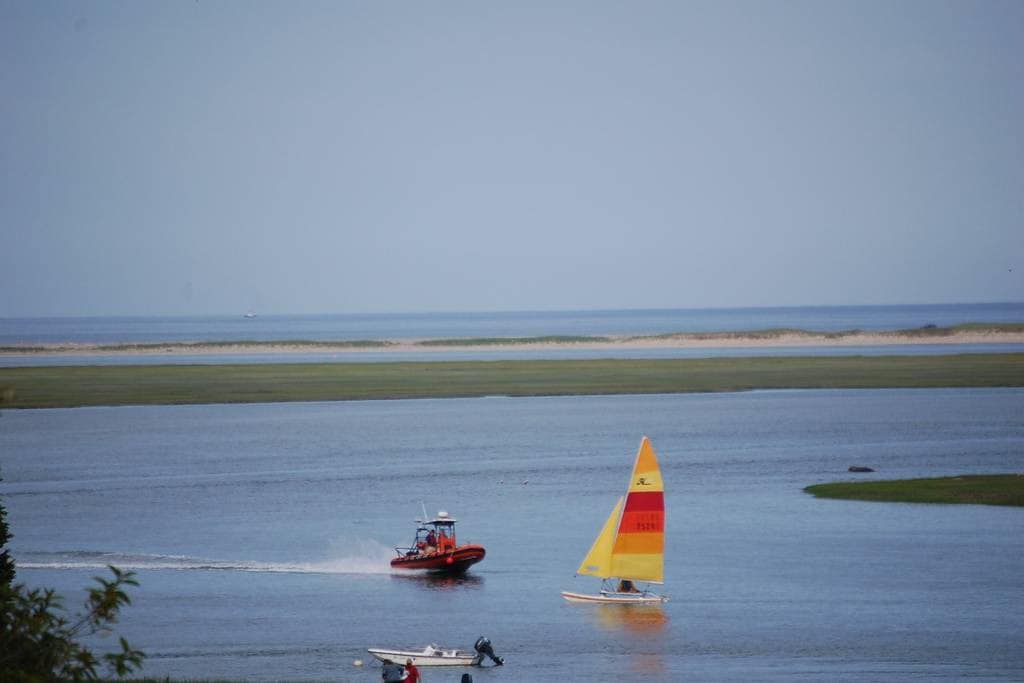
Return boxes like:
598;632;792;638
0;476;145;680
1;471;15;589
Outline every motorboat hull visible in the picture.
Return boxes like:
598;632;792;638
560;589;668;604
367;647;482;667
390;544;485;574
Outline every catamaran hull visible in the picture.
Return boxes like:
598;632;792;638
560;590;668;604
390;544;485;574
367;648;482;666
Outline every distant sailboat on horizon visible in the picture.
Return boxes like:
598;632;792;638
561;436;668;604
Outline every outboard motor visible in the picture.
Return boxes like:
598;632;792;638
474;636;504;666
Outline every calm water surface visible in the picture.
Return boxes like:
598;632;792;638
2;389;1023;681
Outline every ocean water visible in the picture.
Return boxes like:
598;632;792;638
2;389;1023;681
2;302;1023;345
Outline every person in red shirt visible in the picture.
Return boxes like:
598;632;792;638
404;658;420;683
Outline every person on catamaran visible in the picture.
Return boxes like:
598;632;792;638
618;579;639;593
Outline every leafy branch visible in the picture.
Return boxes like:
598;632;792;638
1;469;145;681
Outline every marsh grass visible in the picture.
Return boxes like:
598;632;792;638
805;474;1024;506
1;353;1022;409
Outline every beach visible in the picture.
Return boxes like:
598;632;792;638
3;327;1024;358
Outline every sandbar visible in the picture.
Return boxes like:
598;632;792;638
2;327;1024;357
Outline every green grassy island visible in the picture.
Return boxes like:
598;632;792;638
0;353;1022;409
805;474;1024;507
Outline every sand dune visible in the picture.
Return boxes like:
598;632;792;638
3;328;1023;357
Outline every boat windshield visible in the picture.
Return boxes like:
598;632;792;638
401;520;458;555
394;509;463;558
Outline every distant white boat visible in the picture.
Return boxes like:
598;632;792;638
367;644;481;667
243;312;257;319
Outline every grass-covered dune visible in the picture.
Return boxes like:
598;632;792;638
0;353;1022;409
805;474;1024;507
2;322;1023;355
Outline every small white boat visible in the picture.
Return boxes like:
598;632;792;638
367;644;482;667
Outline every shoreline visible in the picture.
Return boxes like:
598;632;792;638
3;328;1024;358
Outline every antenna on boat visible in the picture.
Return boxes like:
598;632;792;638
420;501;429;523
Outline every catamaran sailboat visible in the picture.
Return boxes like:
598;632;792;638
561;436;668;604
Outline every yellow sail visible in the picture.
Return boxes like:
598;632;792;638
575;496;624;578
609;436;665;583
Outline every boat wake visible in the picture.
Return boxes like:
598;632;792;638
15;542;397;575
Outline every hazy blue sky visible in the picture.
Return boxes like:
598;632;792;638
2;1;1022;316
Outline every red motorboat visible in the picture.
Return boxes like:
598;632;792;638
391;510;485;574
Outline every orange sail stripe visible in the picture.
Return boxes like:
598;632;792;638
611;532;664;554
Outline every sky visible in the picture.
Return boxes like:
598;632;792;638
1;1;1022;317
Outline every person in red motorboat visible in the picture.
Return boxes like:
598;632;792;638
391;509;486;574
